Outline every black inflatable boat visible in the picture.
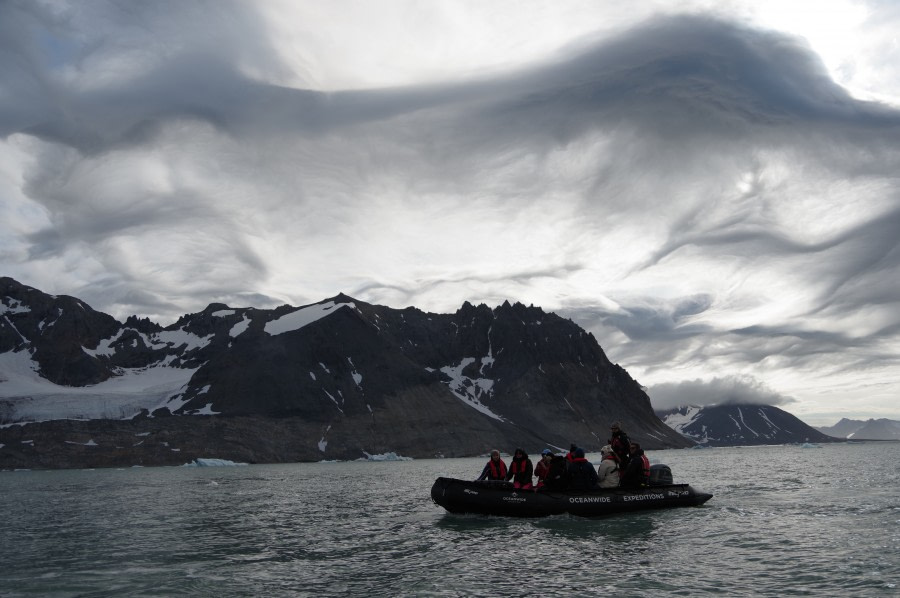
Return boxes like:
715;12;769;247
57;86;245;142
431;466;712;518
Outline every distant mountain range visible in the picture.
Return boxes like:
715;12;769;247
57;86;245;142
656;404;836;446
815;418;900;440
0;276;690;470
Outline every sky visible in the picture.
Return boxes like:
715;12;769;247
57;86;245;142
2;0;899;426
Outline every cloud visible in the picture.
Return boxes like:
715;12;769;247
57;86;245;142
648;375;797;410
1;4;899;420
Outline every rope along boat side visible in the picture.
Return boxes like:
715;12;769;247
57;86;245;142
431;475;713;518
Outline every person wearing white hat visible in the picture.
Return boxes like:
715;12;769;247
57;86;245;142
597;445;620;488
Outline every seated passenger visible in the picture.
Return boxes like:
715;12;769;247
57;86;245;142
567;447;599;491
620;442;650;488
541;454;569;491
505;448;533;489
477;449;507;481
596;445;620;488
565;443;578;463
533;448;553;489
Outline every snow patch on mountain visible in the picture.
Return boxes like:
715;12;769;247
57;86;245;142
229;315;251;338
440;357;505;422
1;298;30;315
0;351;196;424
659;405;702;434
265;301;355;336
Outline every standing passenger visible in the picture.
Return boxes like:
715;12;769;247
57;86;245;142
596;445;620;488
608;422;631;468
477;449;507;481
506;448;534;489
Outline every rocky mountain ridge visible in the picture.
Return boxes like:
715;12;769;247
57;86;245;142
815;418;900;440
656;403;837;446
0;277;690;469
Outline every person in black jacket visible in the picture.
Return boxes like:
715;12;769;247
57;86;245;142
505;448;534;489
541;455;569;491
567;447;599;491
620;442;650;489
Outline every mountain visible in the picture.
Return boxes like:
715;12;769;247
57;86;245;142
657;404;836;446
0;277;690;469
816;418;900;440
815;418;867;439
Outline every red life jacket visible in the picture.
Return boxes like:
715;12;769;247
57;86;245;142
639;454;650;481
510;458;529;475
488;459;507;479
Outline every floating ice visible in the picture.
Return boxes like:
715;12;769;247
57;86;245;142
361;451;412;461
183;458;247;467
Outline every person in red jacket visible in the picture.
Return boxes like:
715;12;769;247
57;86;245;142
477;449;507;481
533;448;553;489
608;422;631;468
505;448;534;489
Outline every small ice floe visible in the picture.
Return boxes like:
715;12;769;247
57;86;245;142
800;442;821;448
360;451;412;462
182;458;247;467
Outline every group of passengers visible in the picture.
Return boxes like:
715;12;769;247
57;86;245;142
476;421;651;491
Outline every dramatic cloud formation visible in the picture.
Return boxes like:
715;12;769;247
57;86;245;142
648;376;797;411
2;1;899;425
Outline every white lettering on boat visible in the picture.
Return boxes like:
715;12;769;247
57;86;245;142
502;496;527;503
464;489;479;495
623;493;665;502
568;496;612;504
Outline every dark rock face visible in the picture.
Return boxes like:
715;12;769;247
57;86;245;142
657;404;837;446
0;277;121;385
1;277;691;469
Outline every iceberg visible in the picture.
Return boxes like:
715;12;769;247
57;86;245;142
183;458;247;467
360;452;412;462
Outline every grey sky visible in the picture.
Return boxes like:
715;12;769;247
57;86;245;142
2;1;899;425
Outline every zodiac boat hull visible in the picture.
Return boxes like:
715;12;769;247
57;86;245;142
431;477;713;518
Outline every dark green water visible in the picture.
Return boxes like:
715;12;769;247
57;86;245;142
1;443;898;596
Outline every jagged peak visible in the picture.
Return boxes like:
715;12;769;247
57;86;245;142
324;292;358;305
123;314;163;334
455;301;493;317
493;299;547;320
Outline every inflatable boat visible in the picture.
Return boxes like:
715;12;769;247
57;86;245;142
431;466;712;518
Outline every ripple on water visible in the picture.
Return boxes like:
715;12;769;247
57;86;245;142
1;444;899;596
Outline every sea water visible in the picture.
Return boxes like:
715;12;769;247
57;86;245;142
1;442;898;597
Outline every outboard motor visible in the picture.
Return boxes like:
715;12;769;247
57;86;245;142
648;464;673;486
